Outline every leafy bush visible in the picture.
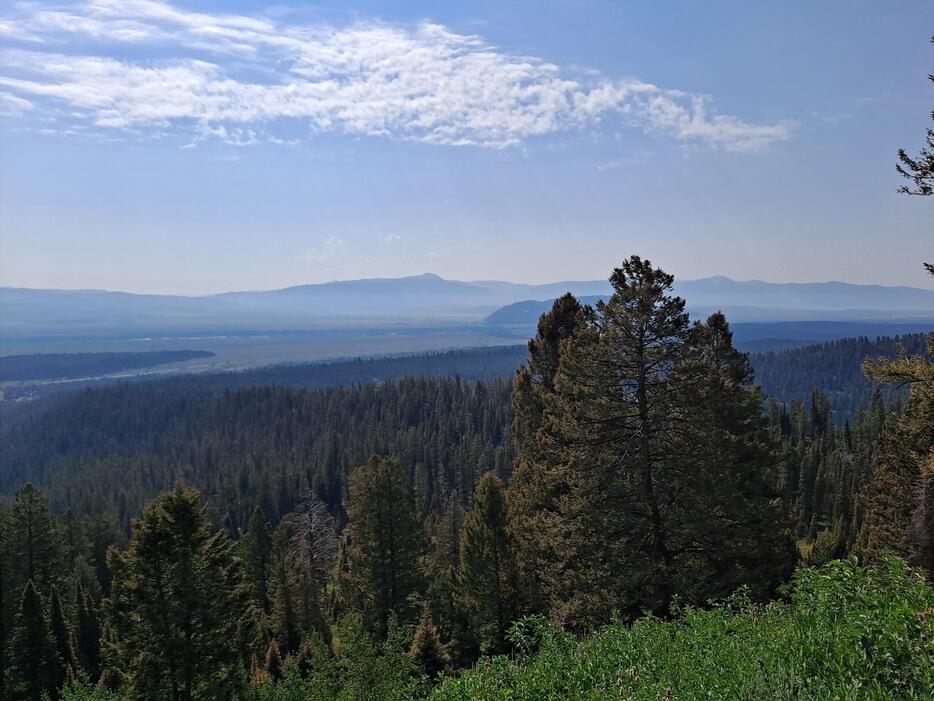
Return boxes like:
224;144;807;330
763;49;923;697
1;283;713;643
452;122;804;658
430;557;933;700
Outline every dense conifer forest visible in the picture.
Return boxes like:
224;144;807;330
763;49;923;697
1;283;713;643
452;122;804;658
0;258;931;700
0;351;216;382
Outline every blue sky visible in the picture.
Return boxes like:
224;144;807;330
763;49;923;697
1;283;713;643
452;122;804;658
0;0;931;294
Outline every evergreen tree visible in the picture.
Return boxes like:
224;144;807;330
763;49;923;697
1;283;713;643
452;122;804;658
548;257;692;626
509;293;582;615
263;639;282;682
240;507;273;618
9;485;61;598
664;313;797;602
0;502;11;701
457;473;520;654
73;586;100;683
527;258;796;628
422;498;472;664
48;586;76;685
267;523;302;655
858;265;934;574
103;485;246;700
345;456;426;636
5;581;62;701
896;35;933;196
408;605;449;679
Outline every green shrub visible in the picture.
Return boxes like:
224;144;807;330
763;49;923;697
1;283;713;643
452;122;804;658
430;557;933;700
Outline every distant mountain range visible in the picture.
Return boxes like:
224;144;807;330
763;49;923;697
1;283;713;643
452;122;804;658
1;273;932;341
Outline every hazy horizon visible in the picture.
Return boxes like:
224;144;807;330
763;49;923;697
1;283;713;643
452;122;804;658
3;270;934;298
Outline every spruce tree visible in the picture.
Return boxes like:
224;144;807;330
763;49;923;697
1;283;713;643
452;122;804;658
509;293;582;615
457;472;520;654
9;485;62;598
345;456;426;636
263;639;282;682
48;586;76;685
74;586;100;683
240;507;273;618
103;485;246;700
5;581;62;701
422;498;472;664
858;265;934;574
408;605;449;679
0;502;11;701
267;523;302;656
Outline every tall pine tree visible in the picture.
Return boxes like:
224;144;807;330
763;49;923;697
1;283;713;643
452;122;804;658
5;581;62;701
103;485;246;700
345;456;426;636
457;472;521;654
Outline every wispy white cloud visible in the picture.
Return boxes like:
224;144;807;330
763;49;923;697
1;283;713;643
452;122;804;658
300;235;345;266
382;234;402;243
0;89;33;116
0;1;793;151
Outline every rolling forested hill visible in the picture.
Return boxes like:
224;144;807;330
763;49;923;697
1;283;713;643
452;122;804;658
0;333;925;524
1;265;930;701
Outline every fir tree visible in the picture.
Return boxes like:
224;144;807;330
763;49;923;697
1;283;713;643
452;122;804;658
240;507;273;618
9;484;62;598
528;259;796;628
345;456;426;636
73;585;101;683
408;605;449;679
48;586;77;685
267;523;302;655
549;256;692;626
858;264;934;574
5;581;62;701
664;312;797;602
103;485;247;701
457;472;521;654
263;639;282;682
509;293;582;616
0;502;11;701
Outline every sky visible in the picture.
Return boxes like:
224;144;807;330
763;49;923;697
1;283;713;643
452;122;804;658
0;0;931;295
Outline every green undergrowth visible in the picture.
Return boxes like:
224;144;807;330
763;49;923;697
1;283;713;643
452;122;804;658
62;557;933;701
431;557;933;701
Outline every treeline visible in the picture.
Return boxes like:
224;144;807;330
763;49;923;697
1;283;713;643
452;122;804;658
0;257;930;699
0;351;215;382
750;334;927;422
0;346;528;403
3;335;922;426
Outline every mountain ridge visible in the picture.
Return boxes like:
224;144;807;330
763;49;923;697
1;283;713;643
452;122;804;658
2;274;932;341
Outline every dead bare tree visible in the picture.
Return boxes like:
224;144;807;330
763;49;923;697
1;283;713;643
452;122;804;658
290;494;338;595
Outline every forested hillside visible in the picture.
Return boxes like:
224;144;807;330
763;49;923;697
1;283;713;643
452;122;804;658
0;351;215;382
751;334;928;422
0;378;514;529
0;258;930;700
2;333;921;423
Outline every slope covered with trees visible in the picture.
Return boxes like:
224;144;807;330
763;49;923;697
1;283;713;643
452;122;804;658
0;351;215;382
0;257;931;700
